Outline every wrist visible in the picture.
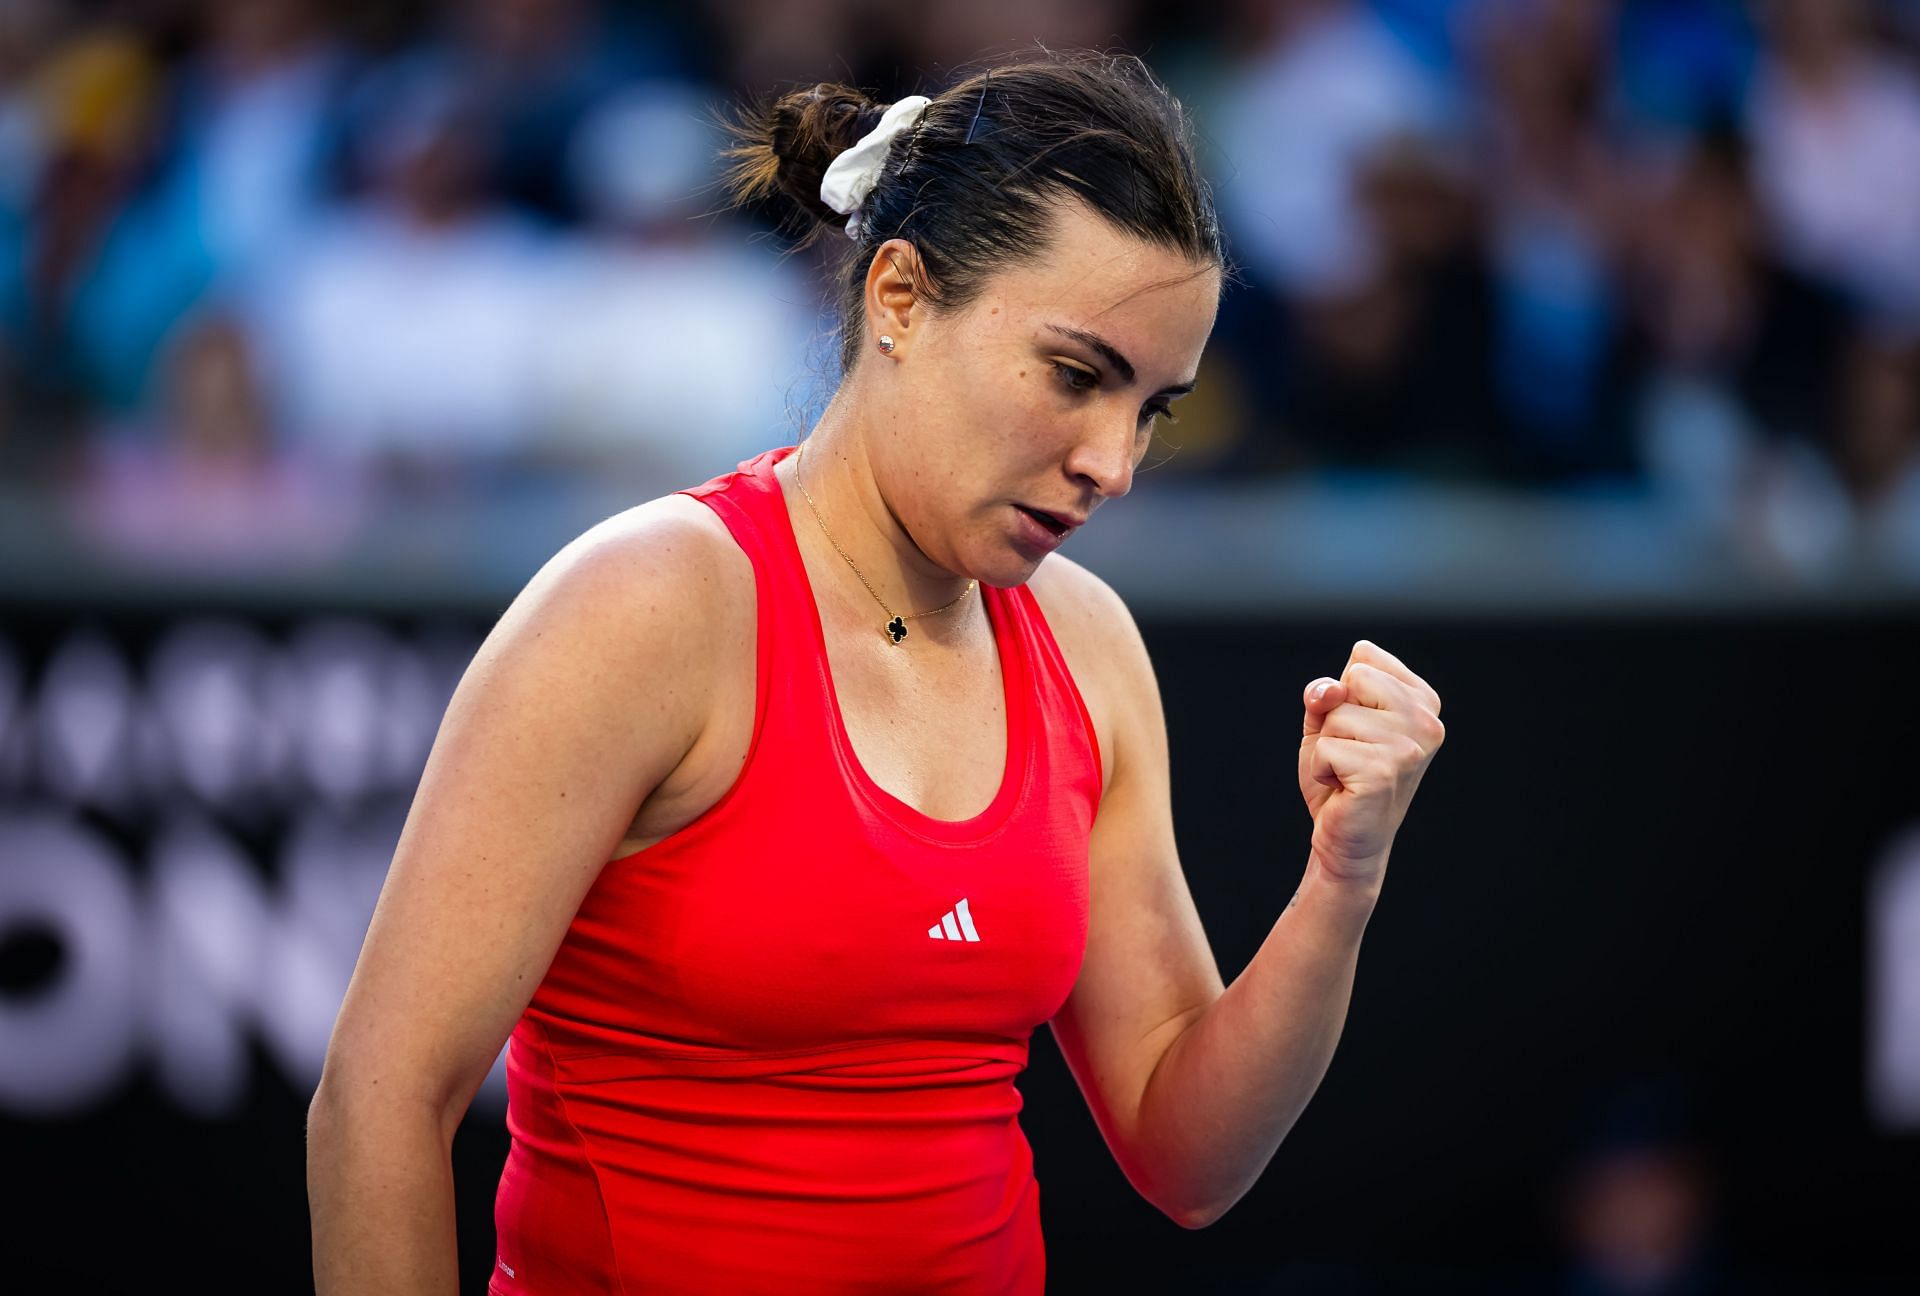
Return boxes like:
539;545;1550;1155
1306;847;1387;906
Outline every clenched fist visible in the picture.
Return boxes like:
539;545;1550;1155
1298;640;1444;889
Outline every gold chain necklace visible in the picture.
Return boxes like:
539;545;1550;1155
792;440;976;644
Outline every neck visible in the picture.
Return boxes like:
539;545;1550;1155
781;399;979;639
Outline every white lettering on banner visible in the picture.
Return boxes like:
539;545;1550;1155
149;817;344;1116
7;618;475;815
146;618;285;810
282;618;439;806
1868;823;1920;1132
34;630;139;809
0;616;493;1121
0;815;140;1114
0;810;510;1120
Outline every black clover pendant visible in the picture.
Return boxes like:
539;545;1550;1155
886;615;908;644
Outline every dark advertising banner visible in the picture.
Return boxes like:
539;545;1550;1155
2;603;1916;1292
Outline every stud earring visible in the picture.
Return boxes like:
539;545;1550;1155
877;335;896;354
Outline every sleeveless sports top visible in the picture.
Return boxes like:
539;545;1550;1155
490;443;1102;1294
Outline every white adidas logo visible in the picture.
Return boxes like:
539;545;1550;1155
928;897;980;942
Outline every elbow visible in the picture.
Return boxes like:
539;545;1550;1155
1152;1183;1227;1230
308;1063;468;1150
1125;1134;1231;1230
1172;1201;1225;1231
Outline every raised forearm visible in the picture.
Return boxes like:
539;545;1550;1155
1132;852;1382;1227
308;1082;464;1295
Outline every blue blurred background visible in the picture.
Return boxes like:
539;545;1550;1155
1;0;1918;601
1;1;1918;1292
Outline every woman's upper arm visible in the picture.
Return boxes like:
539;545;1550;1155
314;498;735;1130
1033;557;1224;1185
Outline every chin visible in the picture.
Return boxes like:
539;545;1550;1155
950;524;1051;589
980;552;1048;589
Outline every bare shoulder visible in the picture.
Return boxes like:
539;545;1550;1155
1024;552;1134;649
1024;554;1158;798
315;489;753;1122
487;489;755;783
575;491;747;590
540;491;754;642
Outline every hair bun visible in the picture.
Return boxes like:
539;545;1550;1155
717;49;1227;377
719;82;881;241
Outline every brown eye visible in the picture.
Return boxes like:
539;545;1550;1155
1051;360;1097;392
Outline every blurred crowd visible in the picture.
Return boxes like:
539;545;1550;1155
2;0;1918;579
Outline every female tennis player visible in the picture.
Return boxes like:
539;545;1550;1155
308;49;1445;1295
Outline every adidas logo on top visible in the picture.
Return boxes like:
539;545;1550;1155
928;897;980;942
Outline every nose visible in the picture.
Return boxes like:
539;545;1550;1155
1064;419;1140;501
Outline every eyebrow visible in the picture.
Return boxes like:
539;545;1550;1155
1045;324;1197;396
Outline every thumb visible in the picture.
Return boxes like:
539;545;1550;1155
1302;677;1344;736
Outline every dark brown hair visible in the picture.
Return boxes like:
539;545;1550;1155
715;48;1233;377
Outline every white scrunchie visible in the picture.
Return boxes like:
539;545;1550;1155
819;94;932;240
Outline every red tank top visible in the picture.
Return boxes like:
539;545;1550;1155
489;444;1101;1294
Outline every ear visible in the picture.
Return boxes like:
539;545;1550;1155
864;238;923;346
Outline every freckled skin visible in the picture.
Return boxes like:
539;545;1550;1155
782;200;1221;612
